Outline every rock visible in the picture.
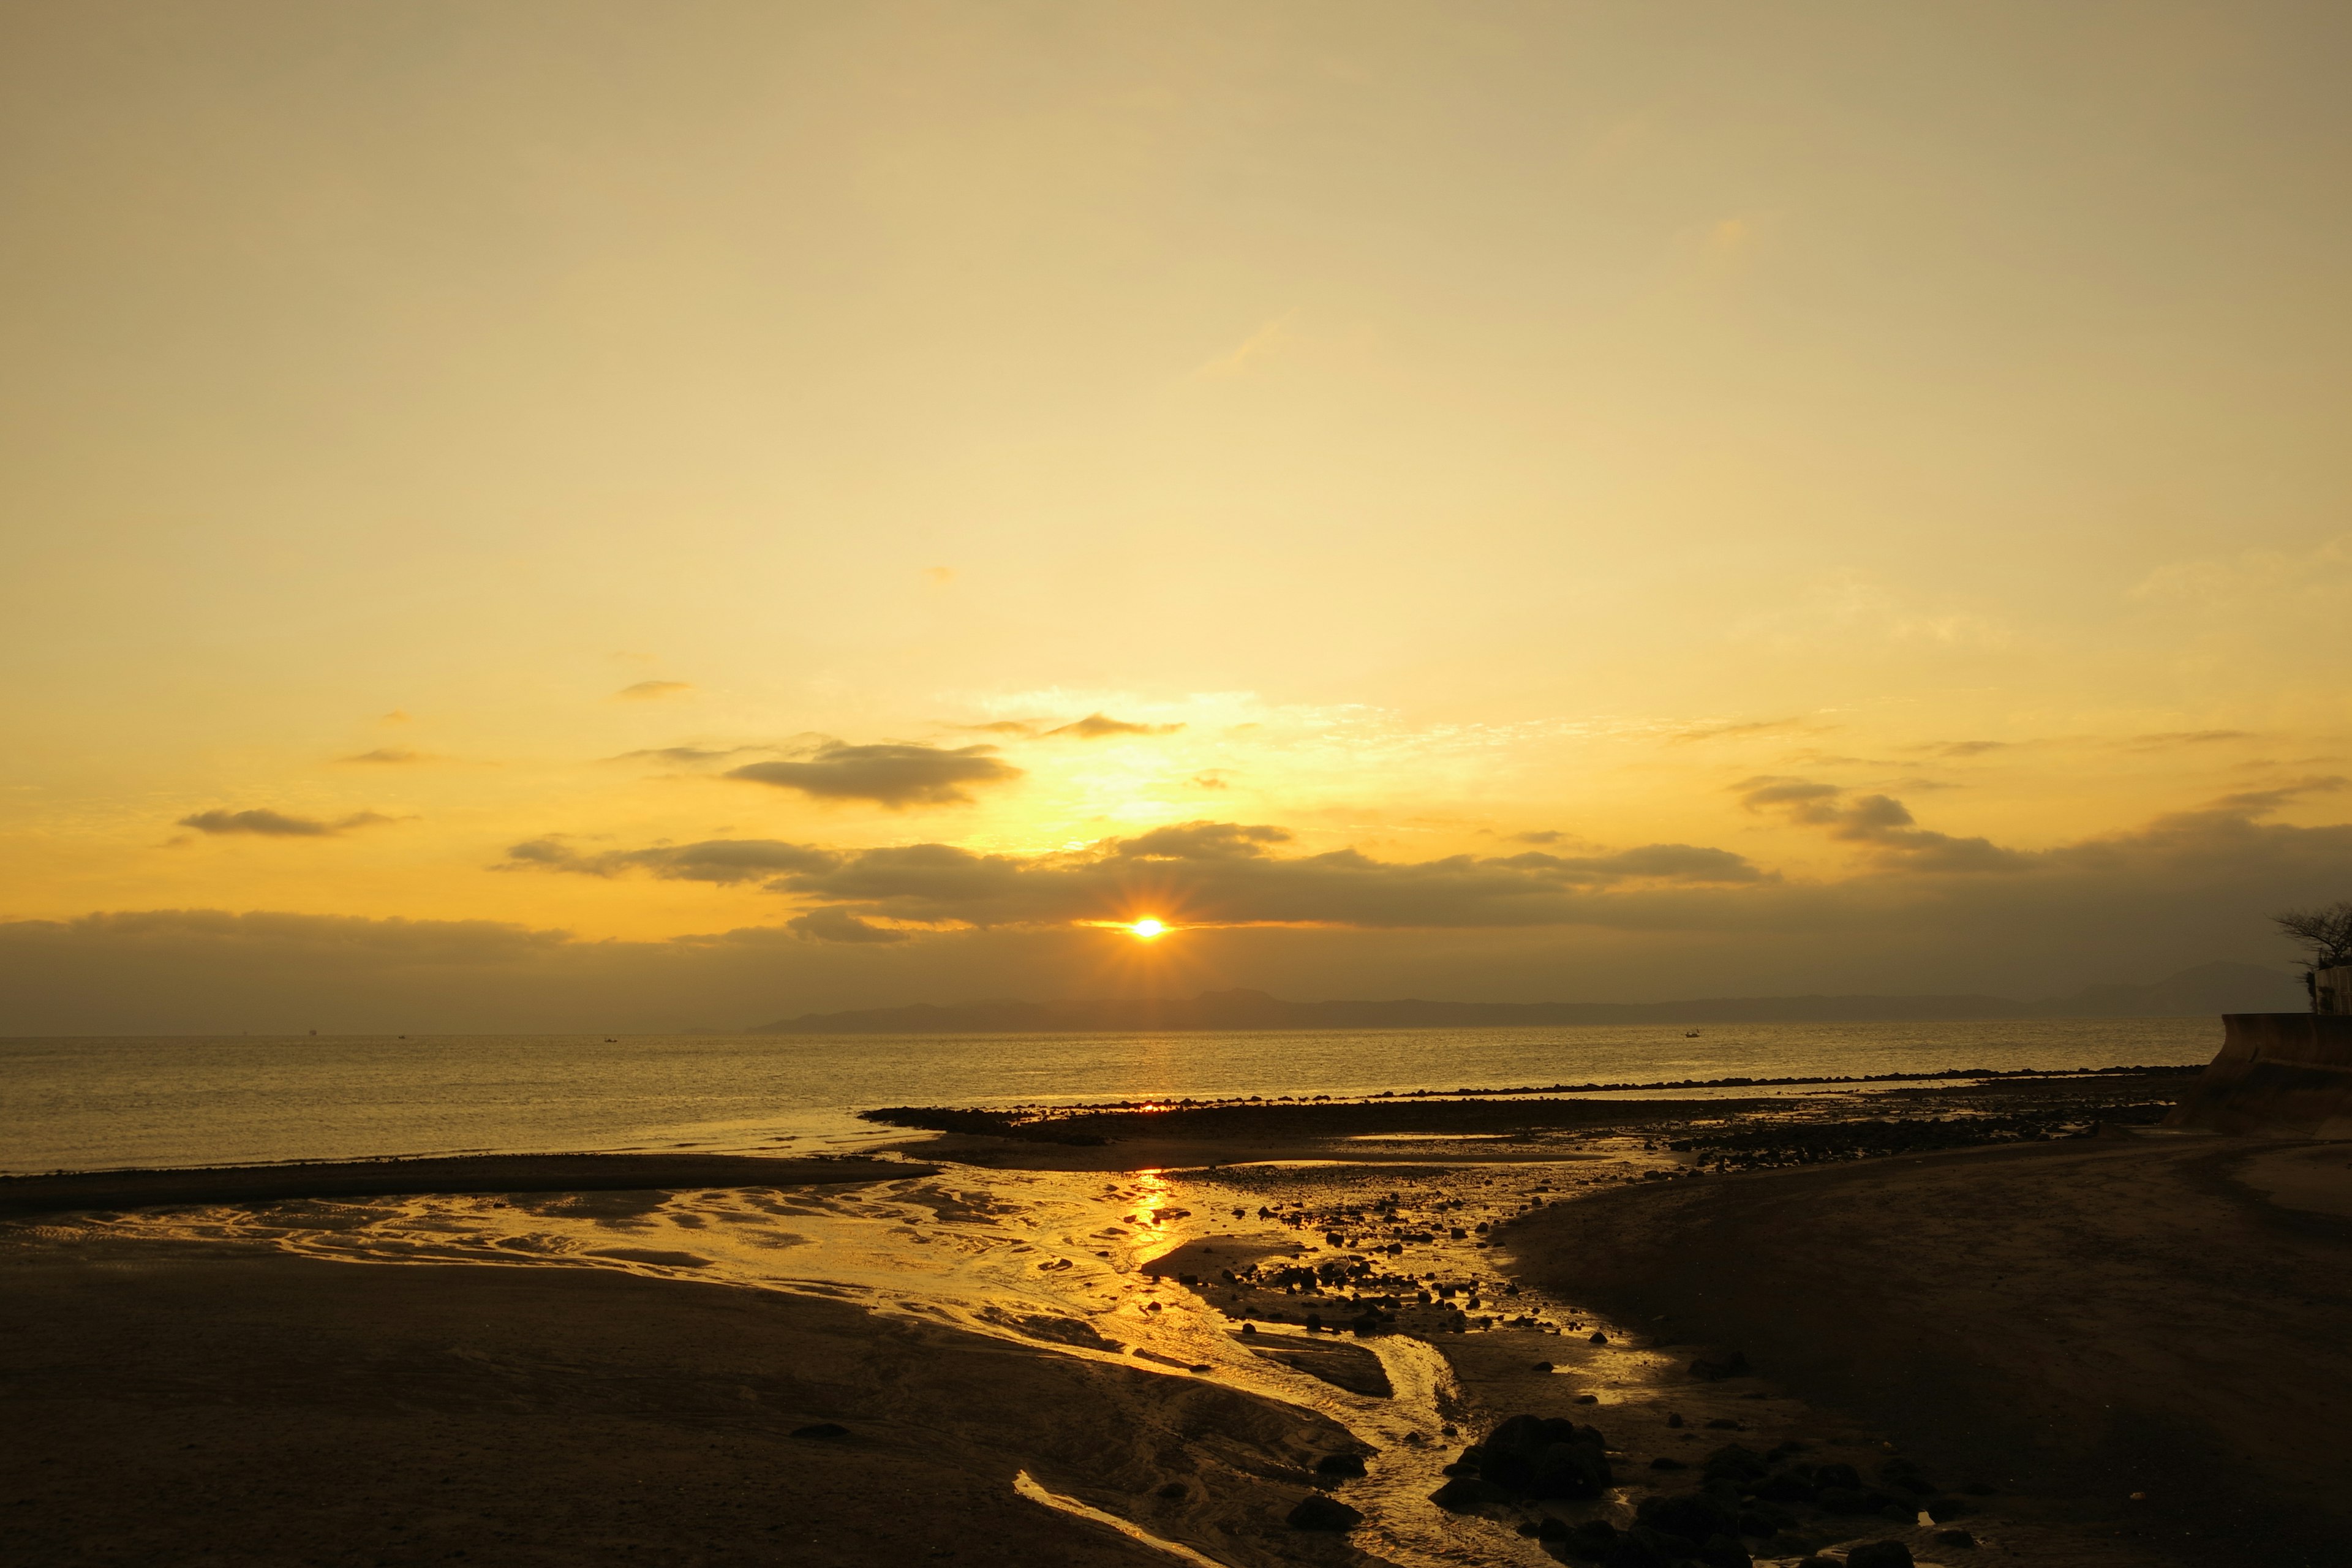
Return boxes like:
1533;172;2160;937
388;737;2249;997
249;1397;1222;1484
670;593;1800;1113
1637;1489;1740;1544
1702;1444;1769;1484
1429;1476;1506;1512
1752;1472;1817;1504
1845;1542;1915;1568
1697;1531;1752;1568
1932;1528;1979;1548
1240;1322;1256;1335
1704;1417;1743;1430
1767;1534;1817;1558
1574;1393;1599;1404
1314;1452;1368;1478
1810;1461;1863;1490
1537;1516;1573;1542
1667;1412;1685;1428
1736;1501;1796;1535
1516;1521;1542;1537
1816;1485;1888;1515
1155;1482;1187;1499
790;1422;850;1439
1689;1350;1752;1381
1649;1457;1688;1471
1532;1360;1556;1371
1286;1494;1363;1531
1589;1331;1610;1344
1879;1457;1937;1494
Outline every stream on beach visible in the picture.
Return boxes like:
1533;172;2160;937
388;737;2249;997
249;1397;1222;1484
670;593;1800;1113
52;1150;1673;1568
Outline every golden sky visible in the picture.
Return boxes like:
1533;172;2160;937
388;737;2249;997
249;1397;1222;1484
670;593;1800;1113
5;3;2351;1028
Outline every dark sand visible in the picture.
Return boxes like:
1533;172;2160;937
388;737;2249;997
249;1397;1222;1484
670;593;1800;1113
0;1235;1377;1568
0;1153;937;1218
1502;1137;2352;1568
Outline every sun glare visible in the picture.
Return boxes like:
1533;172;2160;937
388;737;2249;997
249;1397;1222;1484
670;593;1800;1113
1128;918;1167;940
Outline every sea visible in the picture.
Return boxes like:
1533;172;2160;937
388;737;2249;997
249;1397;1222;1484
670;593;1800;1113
1;1016;2222;1176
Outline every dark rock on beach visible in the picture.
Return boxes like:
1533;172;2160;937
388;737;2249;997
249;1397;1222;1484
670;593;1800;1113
1284;1493;1363;1531
1844;1542;1915;1568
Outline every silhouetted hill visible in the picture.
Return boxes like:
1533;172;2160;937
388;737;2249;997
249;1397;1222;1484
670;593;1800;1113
748;962;2302;1033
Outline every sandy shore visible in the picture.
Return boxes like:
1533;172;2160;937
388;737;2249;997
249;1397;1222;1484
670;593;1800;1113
1500;1136;2352;1568
9;1070;2304;1568
0;1233;1377;1568
0;1153;939;1218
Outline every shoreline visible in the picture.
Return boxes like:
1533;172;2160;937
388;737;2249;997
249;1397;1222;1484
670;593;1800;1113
0;1152;939;1218
6;1066;2321;1567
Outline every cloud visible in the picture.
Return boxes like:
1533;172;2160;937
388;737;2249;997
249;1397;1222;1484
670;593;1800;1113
499;837;837;884
1189;774;1231;791
725;741;1023;808
178;809;398;837
1041;713;1186;740
1910;740;2011;758
1510;831;1565;845
1672;717;1805;744
512;817;1770;930
1736;777;2026;872
615;680;693;701
608;745;766;766
786;907;910;944
2125;731;2253;750
338;748;429;764
957;721;1041;736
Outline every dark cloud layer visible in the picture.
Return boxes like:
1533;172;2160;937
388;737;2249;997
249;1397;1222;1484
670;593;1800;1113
179;809;397;837
1737;777;2027;872
503;817;1769;930
725;742;1021;807
500;837;835;884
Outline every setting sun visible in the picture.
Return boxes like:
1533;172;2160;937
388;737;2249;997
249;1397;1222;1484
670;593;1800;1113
1128;918;1168;941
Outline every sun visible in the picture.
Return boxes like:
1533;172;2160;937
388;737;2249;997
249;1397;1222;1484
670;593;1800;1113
1127;918;1168;940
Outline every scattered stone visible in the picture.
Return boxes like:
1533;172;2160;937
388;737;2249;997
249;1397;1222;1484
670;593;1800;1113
1638;1488;1741;1544
1314;1453;1368;1479
1845;1542;1915;1568
790;1422;851;1440
1589;1331;1610;1344
1286;1494;1363;1532
1933;1528;1978;1548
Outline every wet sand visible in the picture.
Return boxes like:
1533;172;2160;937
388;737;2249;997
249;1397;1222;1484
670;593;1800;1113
1500;1137;2352;1568
0;1234;1375;1568
0;1153;937;1218
6;1071;2288;1568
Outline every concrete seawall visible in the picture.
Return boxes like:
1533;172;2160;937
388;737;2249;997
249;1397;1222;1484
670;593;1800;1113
2165;1012;2352;1135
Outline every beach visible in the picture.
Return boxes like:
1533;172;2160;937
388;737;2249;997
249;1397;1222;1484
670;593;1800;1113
5;1065;2334;1568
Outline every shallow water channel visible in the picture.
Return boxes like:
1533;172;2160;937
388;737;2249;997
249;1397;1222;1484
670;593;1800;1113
72;1156;1635;1568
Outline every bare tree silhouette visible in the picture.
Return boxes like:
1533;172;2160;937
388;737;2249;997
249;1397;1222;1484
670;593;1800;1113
2273;901;2352;1011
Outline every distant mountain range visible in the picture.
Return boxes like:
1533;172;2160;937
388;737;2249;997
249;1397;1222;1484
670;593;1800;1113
749;960;2305;1035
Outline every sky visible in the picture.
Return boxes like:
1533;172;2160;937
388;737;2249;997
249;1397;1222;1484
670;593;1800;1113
6;1;2352;1032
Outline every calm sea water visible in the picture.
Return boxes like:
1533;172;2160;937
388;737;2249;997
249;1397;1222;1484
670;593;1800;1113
1;1017;2221;1175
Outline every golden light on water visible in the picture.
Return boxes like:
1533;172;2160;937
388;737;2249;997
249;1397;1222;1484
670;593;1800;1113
1128;918;1168;941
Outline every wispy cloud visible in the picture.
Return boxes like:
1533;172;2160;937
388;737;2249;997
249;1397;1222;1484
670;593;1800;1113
1041;713;1186;740
337;748;431;764
178;809;399;837
725;741;1022;809
615;680;693;701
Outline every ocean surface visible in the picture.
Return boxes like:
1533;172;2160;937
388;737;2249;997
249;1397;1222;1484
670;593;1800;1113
1;1016;2222;1175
